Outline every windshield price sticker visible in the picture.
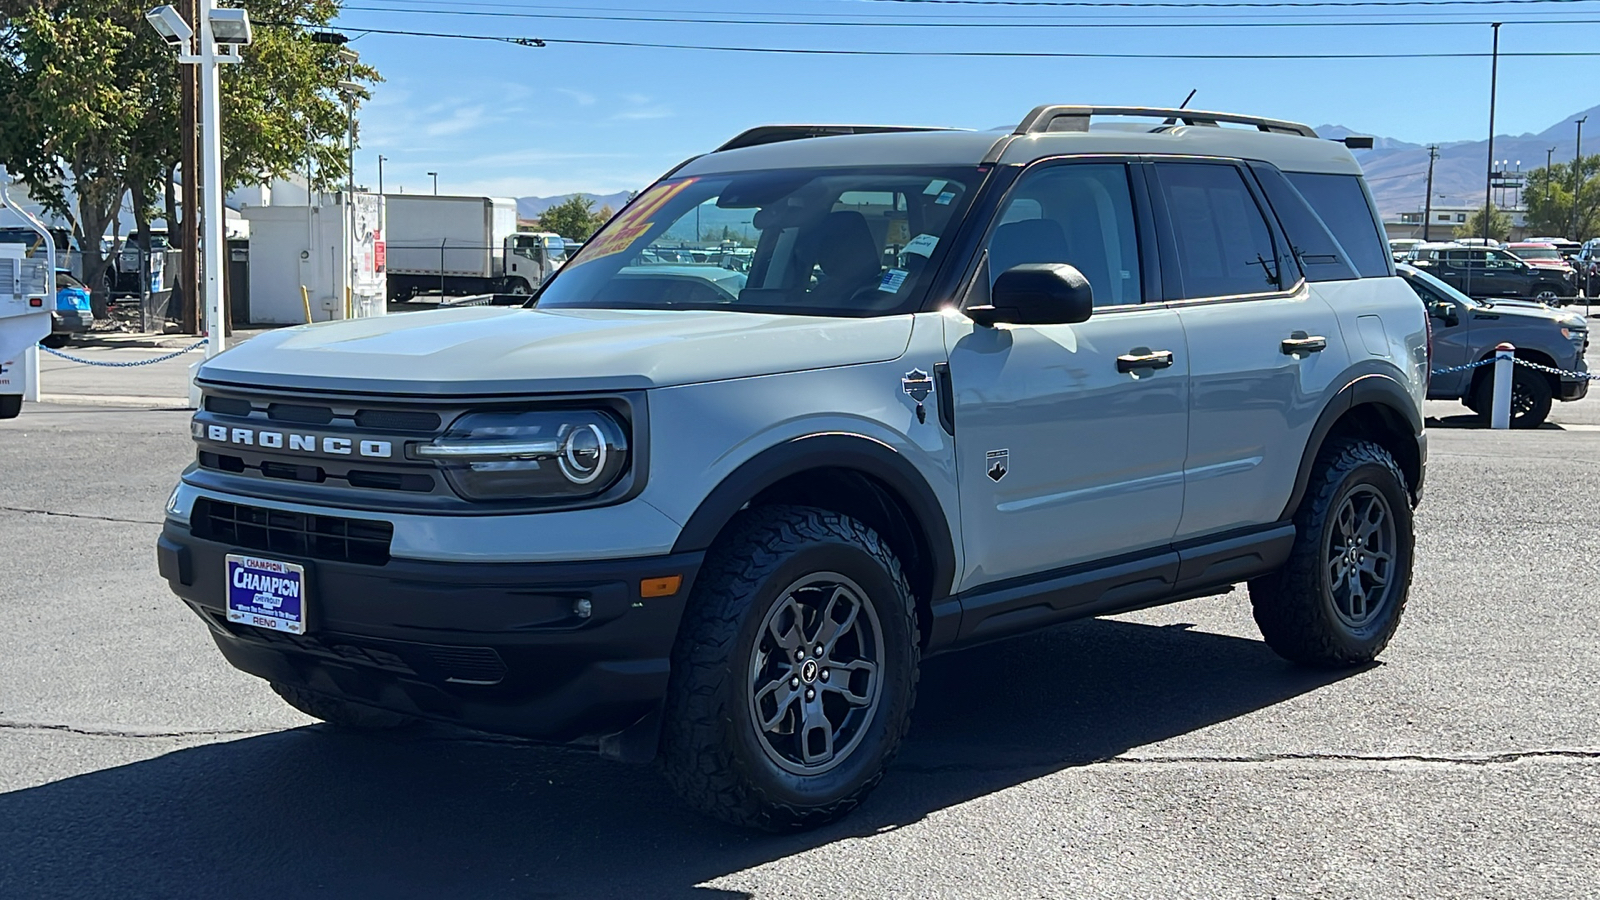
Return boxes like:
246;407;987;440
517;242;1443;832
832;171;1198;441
571;178;699;267
225;555;307;635
879;269;909;293
903;233;939;258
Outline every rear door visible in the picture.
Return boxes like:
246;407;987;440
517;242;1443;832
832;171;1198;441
1150;160;1348;539
945;159;1188;590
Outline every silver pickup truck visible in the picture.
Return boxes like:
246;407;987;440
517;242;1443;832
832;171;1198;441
1399;264;1589;428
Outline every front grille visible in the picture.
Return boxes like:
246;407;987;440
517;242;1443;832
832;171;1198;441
192;498;393;565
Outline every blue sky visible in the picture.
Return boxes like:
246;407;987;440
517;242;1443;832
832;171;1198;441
331;0;1600;199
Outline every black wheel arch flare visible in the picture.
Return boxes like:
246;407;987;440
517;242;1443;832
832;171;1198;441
1284;373;1424;519
670;433;959;609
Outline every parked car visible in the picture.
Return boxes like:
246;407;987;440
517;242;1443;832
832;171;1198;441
41;270;92;348
1504;241;1579;283
160;104;1427;831
1525;236;1582;259
1399;263;1588;427
1576;238;1600;294
1389;238;1425;262
1407;242;1577;303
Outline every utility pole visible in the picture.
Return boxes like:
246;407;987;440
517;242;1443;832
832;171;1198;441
1423;144;1439;241
1570;116;1587;240
1482;22;1501;253
179;0;201;334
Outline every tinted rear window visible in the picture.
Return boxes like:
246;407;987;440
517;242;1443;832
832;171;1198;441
1285;173;1390;278
1251;164;1358;283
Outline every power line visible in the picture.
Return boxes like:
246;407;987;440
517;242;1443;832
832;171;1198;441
281;23;1600;56
339;5;1600;28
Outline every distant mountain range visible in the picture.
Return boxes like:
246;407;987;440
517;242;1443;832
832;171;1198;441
516;192;634;221
516;106;1600;225
1329;103;1600;217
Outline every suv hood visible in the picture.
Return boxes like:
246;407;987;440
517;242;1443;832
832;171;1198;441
1478;300;1585;327
197;306;915;395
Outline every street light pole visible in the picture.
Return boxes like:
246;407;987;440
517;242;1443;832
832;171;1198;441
378;155;386;195
1571;116;1587;240
197;0;227;355
428;171;438;195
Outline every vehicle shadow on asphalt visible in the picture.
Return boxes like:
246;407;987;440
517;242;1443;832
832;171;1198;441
0;617;1356;899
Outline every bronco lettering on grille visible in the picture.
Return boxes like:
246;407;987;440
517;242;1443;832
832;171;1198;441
194;421;393;459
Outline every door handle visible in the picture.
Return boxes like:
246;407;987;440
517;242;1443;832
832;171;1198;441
1116;349;1175;373
1281;333;1328;355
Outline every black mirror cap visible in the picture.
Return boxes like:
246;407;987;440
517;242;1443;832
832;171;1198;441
966;263;1094;327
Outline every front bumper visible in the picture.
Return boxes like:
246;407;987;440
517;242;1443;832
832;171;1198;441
51;309;91;334
157;522;703;745
1560;378;1590;402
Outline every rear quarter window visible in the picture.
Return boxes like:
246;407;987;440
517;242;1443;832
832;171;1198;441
1284;173;1391;278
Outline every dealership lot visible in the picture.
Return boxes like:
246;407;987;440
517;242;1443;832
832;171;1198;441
1;362;1597;898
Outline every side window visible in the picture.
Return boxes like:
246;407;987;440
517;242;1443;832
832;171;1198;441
1251;164;1356;283
1283;173;1390;278
985;163;1142;308
1154;162;1282;299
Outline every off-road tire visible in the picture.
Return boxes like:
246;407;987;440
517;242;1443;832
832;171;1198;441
1472;367;1552;429
270;682;420;730
659;505;919;831
1249;439;1414;667
0;395;20;419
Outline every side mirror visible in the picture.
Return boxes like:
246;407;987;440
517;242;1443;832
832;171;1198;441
965;263;1094;327
1431;301;1459;326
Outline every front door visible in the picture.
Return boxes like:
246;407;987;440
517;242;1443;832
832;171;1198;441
945;161;1189;592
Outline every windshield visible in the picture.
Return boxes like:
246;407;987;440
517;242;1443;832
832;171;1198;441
1511;247;1561;260
535;166;984;317
1399;264;1482;307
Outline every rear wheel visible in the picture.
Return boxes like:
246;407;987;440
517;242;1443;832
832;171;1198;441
0;395;20;420
1532;285;1563;304
1249;439;1414;667
270;682;419;731
659;505;919;831
1472;367;1552;429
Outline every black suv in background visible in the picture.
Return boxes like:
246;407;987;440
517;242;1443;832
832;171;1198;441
1407;242;1577;304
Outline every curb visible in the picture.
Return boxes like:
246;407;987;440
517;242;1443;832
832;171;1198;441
35;394;192;408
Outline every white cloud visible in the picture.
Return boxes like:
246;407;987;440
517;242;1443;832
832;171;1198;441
424;105;490;137
612;106;673;122
557;88;597;106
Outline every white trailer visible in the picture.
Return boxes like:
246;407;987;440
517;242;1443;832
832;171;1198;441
0;176;53;419
384;195;563;299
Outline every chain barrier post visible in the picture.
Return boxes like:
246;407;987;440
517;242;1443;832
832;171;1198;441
1491;342;1515;430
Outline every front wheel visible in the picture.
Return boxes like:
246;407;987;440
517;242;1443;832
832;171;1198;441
1532;285;1563;304
659;505;919;831
1472;367;1552;429
1249;439;1414;667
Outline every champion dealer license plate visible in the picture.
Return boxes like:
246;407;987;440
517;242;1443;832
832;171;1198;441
225;554;307;635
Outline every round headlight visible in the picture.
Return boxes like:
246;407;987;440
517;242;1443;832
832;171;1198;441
559;423;608;485
418;409;629;502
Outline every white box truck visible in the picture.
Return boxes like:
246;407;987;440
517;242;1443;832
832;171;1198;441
384;195;565;299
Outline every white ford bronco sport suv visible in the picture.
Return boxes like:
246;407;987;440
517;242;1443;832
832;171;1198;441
159;105;1427;830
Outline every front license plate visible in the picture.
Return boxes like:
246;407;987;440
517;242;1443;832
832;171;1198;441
225;554;307;635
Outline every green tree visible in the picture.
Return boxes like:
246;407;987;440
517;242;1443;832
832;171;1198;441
1454;204;1512;242
0;1;377;318
538;195;600;240
1521;158;1600;240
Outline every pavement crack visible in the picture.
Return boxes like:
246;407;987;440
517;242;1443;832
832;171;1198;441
0;720;271;740
0;505;161;526
896;747;1600;775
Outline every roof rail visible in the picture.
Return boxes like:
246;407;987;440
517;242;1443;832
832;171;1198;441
1015;105;1318;139
714;124;950;153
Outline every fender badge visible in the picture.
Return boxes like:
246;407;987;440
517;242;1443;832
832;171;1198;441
986;449;1009;482
902;368;933;424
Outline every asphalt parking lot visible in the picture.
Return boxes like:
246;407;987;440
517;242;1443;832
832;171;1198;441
2;357;1598;898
